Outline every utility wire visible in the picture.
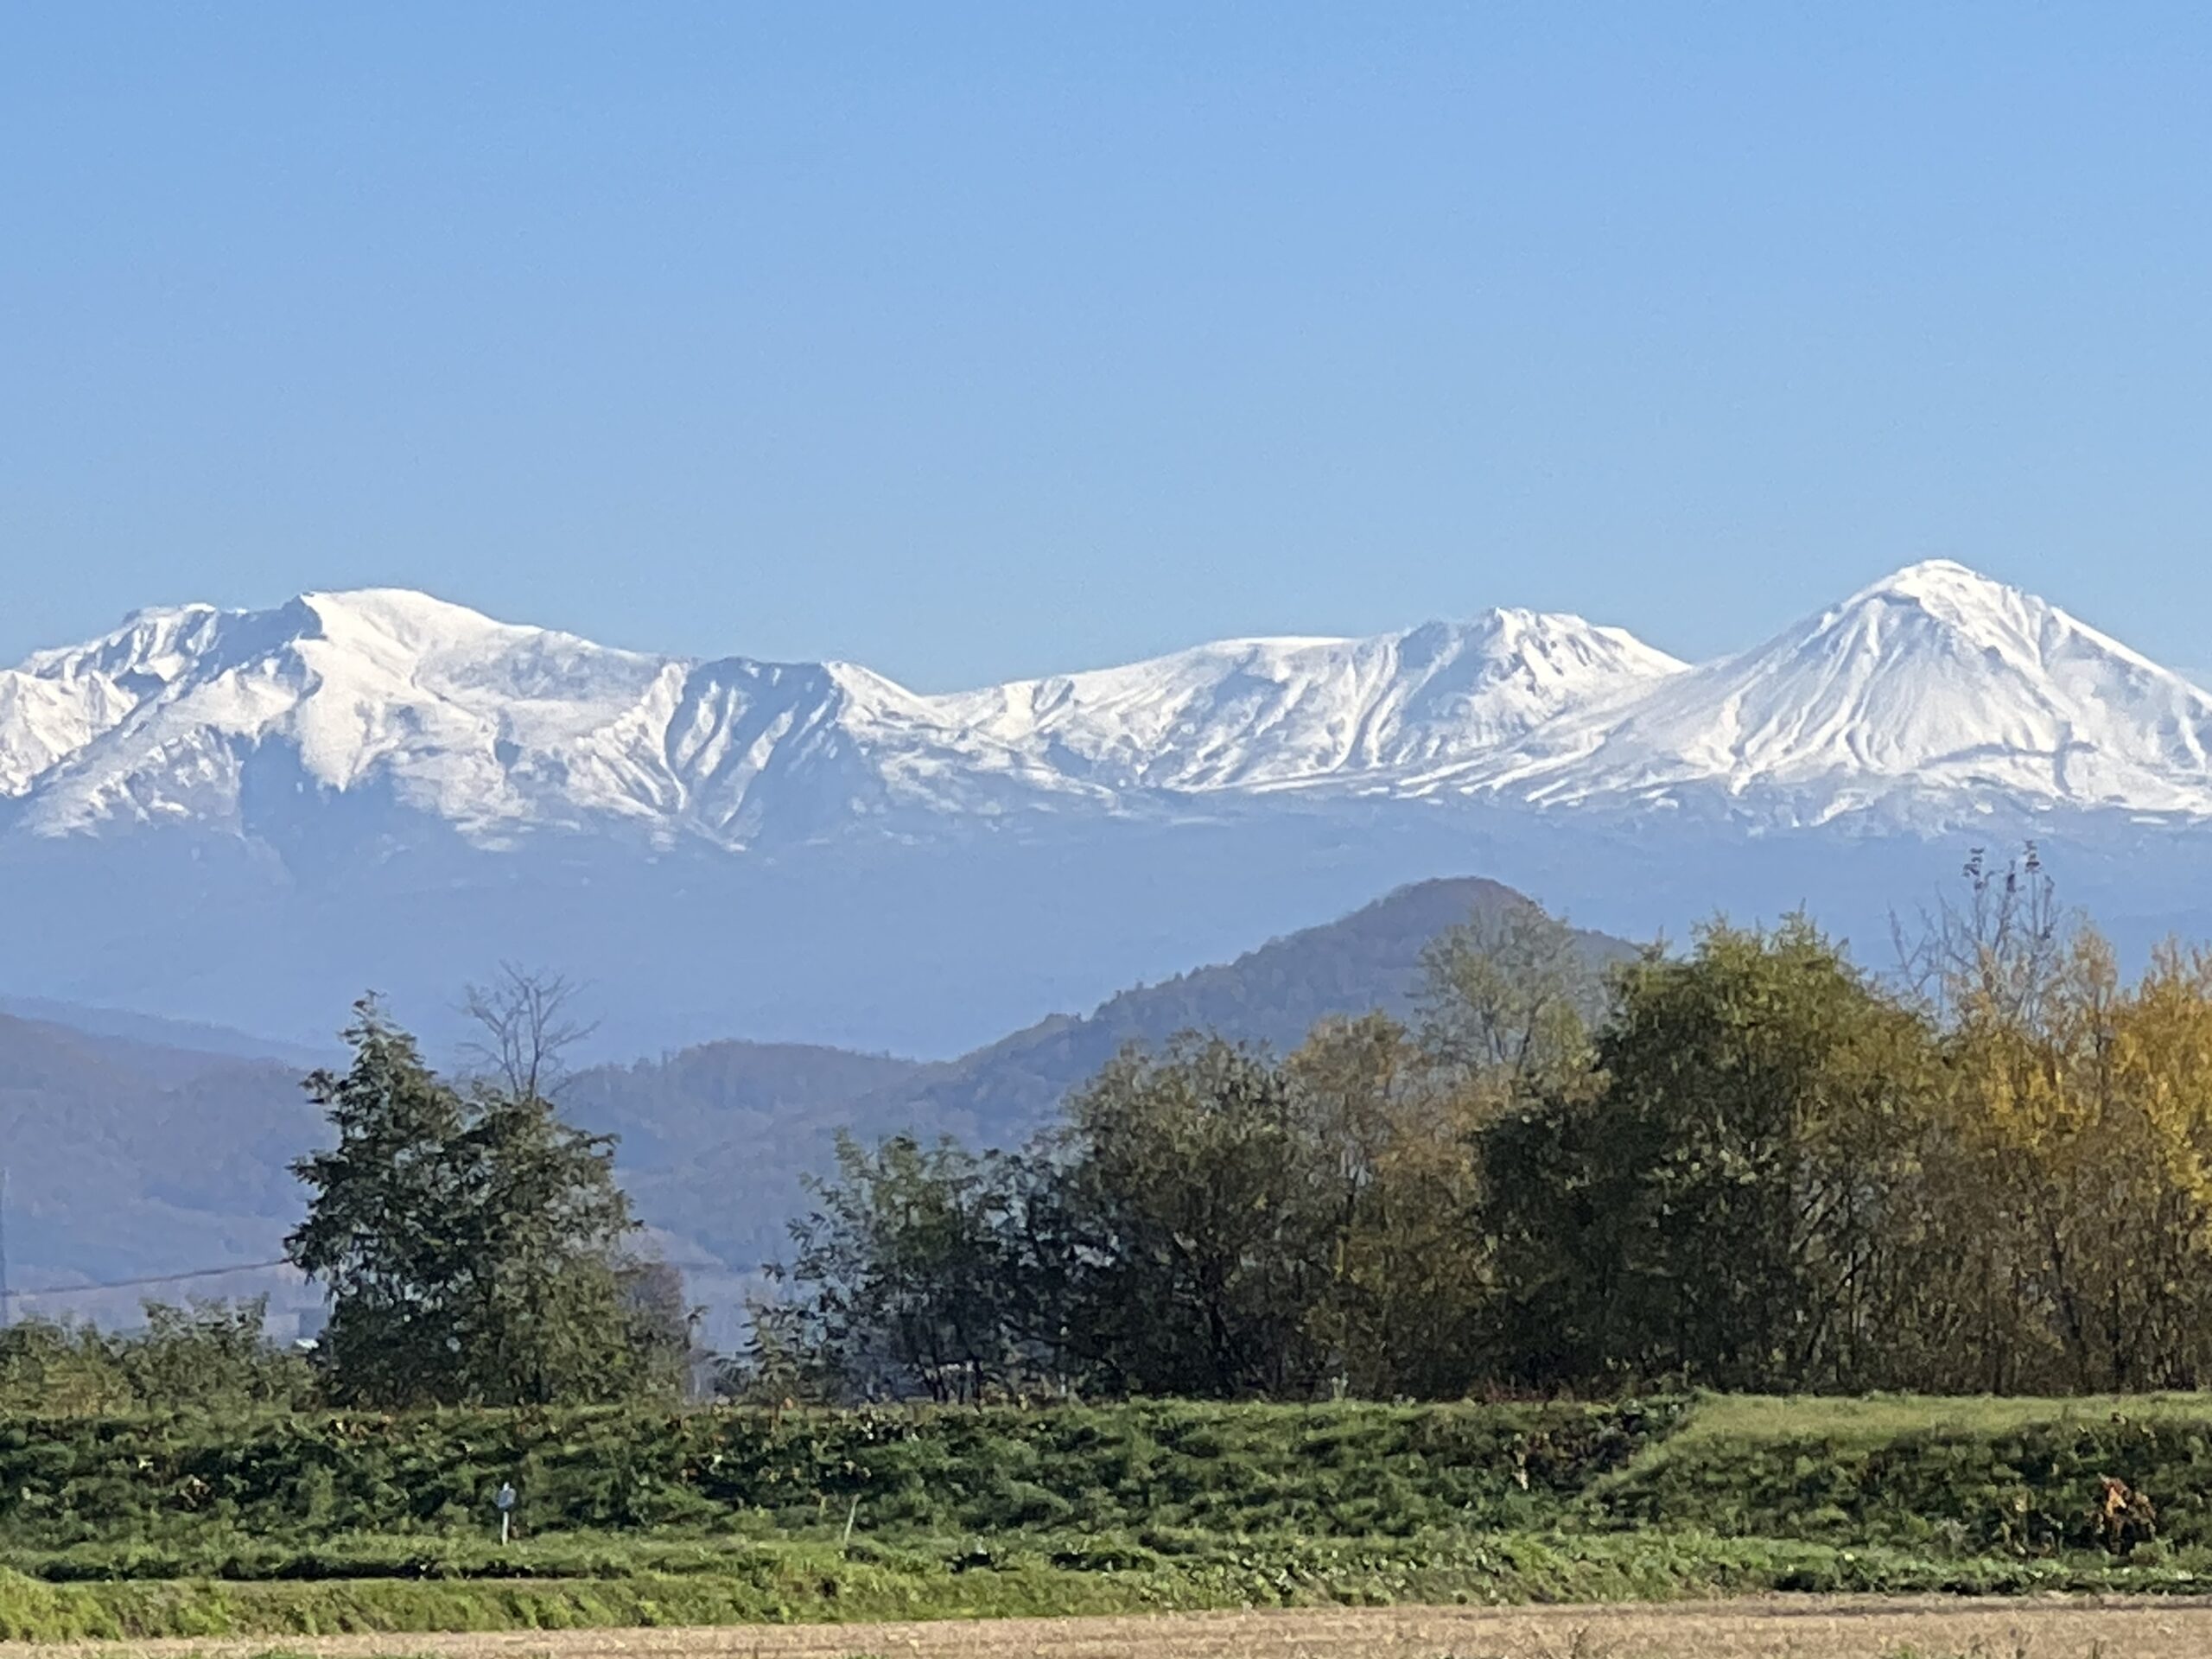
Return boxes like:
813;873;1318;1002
0;1256;741;1303
1;1260;295;1300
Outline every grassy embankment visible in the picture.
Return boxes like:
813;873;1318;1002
3;1393;2211;1637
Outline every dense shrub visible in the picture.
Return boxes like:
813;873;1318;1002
0;1397;1681;1549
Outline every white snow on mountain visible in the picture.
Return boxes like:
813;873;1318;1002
940;610;1685;792
3;561;2209;848
0;591;1118;844
0;588;1682;844
5;592;662;836
1432;560;2212;823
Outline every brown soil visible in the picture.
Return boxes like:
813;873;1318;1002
17;1597;2212;1659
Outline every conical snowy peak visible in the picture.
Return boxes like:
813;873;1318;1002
1849;556;2008;606
1458;561;2212;822
1815;559;2177;683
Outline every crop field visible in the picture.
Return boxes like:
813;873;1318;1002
13;1599;2212;1658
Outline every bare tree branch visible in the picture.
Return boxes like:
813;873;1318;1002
460;964;598;1099
1888;842;2066;1027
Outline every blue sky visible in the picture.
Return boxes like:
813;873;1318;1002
4;4;2209;686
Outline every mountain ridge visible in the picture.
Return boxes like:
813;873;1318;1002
1441;560;2212;825
9;560;2212;1064
7;561;2205;851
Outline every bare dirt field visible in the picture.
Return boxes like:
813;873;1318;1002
21;1599;2212;1659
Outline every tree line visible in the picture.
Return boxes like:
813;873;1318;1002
13;846;2212;1414
0;1297;315;1415
750;849;2212;1402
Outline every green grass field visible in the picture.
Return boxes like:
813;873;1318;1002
1654;1390;2212;1450
1;1393;2208;1637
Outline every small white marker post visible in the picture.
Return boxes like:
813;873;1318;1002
495;1481;517;1546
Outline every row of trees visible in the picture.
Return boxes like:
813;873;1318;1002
27;848;2205;1414
0;1298;315;1415
755;850;2212;1401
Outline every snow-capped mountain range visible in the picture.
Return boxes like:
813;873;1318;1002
12;563;2212;1310
6;559;2212;846
10;556;2212;1064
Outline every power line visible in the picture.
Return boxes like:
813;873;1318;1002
0;1255;743;1305
2;1259;295;1301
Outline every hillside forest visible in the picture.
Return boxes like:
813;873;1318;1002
10;845;2212;1414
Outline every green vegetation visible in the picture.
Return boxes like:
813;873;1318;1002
0;1394;2202;1636
16;857;2212;1638
0;1398;1675;1549
761;849;2212;1406
1599;1395;2212;1556
0;1532;2206;1640
0;1297;315;1416
1650;1390;2212;1452
288;988;692;1409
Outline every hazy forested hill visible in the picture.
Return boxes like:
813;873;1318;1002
0;1013;320;1326
7;874;1629;1333
569;876;1637;1297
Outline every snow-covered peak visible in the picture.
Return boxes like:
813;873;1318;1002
1851;555;1999;604
1819;557;2184;687
1455;560;2212;823
0;589;1112;843
299;587;517;650
939;606;1683;791
3;590;677;830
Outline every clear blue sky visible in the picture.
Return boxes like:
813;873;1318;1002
4;4;2209;685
